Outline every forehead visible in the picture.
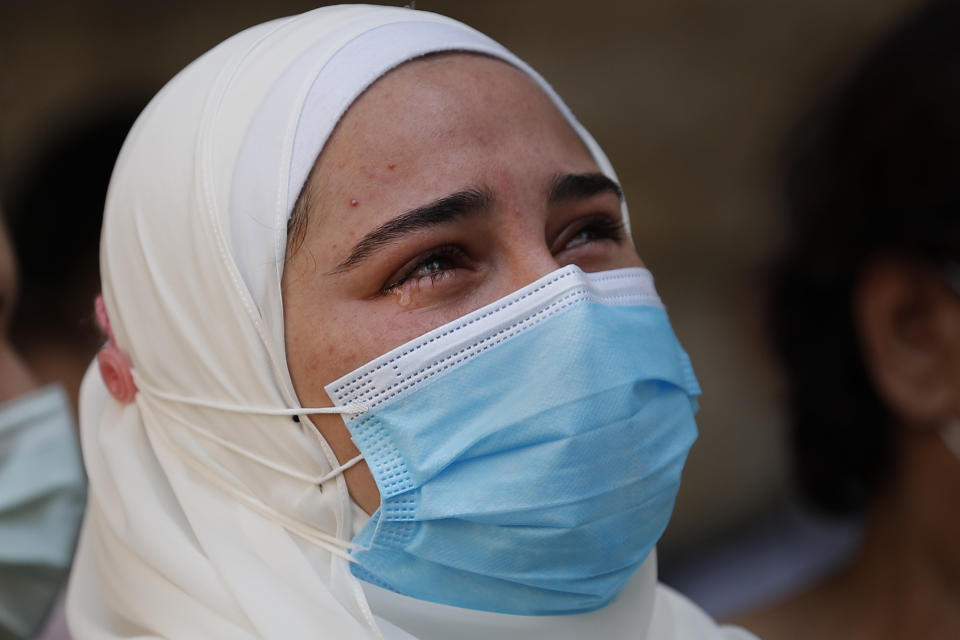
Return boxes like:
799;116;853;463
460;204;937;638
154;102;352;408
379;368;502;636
337;53;583;141
307;53;598;221
348;53;572;128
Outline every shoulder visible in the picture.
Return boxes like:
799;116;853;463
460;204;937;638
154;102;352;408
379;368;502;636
649;584;761;640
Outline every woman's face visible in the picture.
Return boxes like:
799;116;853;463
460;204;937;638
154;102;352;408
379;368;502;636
282;55;644;513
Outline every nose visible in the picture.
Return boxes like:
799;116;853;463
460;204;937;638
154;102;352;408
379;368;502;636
499;242;564;295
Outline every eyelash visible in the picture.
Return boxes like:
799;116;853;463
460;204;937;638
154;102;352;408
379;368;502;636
380;215;626;297
382;245;468;295
557;215;626;252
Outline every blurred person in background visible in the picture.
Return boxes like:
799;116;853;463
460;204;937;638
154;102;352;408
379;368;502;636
66;5;757;639
0;211;85;639
0;102;144;640
735;1;960;638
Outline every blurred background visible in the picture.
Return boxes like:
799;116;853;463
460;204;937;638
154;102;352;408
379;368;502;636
0;0;925;620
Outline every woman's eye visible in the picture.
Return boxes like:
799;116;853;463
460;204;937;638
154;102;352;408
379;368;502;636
557;215;626;253
411;256;451;277
565;228;601;250
382;246;467;296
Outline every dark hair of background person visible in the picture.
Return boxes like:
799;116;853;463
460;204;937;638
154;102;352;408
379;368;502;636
3;99;145;404
772;0;960;515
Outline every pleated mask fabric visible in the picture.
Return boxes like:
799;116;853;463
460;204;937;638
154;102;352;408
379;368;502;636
329;266;700;615
65;5;635;639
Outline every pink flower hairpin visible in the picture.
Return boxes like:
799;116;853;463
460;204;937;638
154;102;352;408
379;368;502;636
94;294;138;403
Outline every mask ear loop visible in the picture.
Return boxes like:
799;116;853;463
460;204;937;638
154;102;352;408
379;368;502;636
167;413;364;486
142;399;360;560
358;507;387;554
134;372;368;486
133;373;368;416
96;299;384;637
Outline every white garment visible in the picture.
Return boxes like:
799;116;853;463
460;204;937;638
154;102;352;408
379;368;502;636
67;5;755;639
364;553;756;640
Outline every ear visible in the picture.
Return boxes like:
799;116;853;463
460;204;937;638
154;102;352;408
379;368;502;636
854;258;960;428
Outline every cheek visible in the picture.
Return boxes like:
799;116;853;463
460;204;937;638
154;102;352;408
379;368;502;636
287;299;437;401
289;308;366;395
327;301;466;374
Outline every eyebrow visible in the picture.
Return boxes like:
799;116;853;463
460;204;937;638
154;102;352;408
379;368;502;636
548;172;622;205
330;187;493;274
329;172;623;275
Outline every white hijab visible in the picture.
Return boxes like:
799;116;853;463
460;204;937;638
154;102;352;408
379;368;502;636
67;6;755;639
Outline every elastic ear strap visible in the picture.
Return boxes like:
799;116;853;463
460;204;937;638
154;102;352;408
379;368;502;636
145;391;365;486
132;371;368;415
142;401;359;560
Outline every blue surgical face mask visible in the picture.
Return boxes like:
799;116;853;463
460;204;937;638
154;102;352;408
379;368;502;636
325;265;700;616
0;385;86;638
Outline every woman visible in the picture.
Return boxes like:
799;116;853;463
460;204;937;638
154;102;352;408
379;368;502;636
735;1;960;638
68;6;756;639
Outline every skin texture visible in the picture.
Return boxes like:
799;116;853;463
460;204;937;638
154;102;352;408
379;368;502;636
733;260;960;640
282;55;643;514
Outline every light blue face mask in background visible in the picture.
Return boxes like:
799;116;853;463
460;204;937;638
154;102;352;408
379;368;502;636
0;385;86;639
326;266;700;616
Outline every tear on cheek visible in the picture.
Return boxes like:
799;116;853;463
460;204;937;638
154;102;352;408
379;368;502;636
391;285;412;307
387;275;437;308
384;271;462;311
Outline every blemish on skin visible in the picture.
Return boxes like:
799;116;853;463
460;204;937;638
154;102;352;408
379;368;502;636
350;199;359;207
387;163;396;170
